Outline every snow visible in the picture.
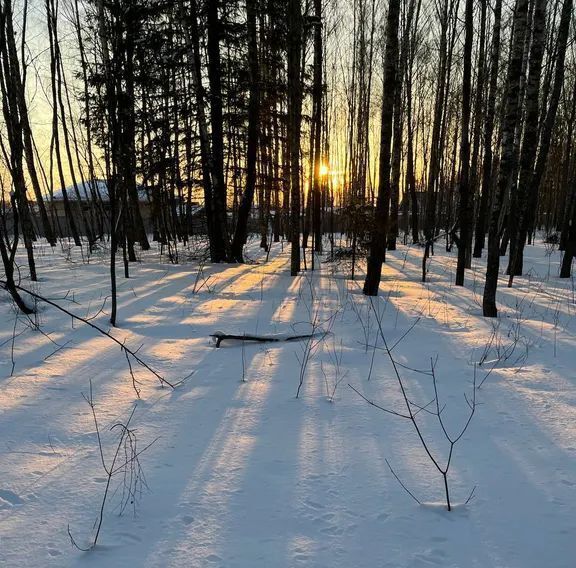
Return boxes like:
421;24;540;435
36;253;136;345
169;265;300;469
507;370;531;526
0;238;575;567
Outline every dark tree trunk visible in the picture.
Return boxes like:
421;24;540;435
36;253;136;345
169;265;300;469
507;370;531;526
0;0;37;280
14;20;56;247
455;0;473;286
207;0;230;261
560;189;576;277
363;0;400;296
424;0;453;242
559;79;576;251
483;0;530;317
180;0;217;260
231;0;260;262
122;6;149;252
0;227;33;314
515;0;573;270
46;0;81;247
311;0;323;255
473;0;502;258
507;0;547;282
288;0;303;276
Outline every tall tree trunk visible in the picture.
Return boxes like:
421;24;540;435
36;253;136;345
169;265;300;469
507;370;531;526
14;10;56;247
388;0;416;251
473;0;502;258
560;182;576;277
122;1;150;254
231;0;260;262
95;0;119;325
53;18;94;246
288;0;303;276
207;0;230;261
46;0;81;247
0;0;37;280
404;0;422;245
179;0;217;261
559;78;576;251
424;0;452;242
311;0;323;255
483;0;530;317
507;0;547;282
455;0;473;286
363;0;400;296
515;0;573;272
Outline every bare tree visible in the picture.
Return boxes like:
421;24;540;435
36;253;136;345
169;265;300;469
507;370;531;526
454;0;474;286
288;0;303;276
483;0;530;317
363;0;401;296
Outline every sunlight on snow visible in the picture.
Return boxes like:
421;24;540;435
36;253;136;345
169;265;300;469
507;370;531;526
148;349;278;565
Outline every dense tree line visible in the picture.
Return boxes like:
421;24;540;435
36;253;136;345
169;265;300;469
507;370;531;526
0;0;575;321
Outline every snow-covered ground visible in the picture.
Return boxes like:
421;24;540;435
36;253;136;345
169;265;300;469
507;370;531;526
0;238;575;567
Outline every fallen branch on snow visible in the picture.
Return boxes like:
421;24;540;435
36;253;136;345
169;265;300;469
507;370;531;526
210;330;327;348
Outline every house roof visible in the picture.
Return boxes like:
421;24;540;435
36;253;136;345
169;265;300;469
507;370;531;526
52;180;150;202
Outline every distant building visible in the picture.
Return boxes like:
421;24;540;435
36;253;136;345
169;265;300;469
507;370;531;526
44;180;205;237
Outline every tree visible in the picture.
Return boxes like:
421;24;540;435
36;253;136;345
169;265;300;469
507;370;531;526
0;0;38;280
310;0;324;256
363;0;401;296
506;0;547;282
207;0;231;262
510;0;573;280
230;0;260;262
473;0;502;258
454;0;474;286
288;0;303;276
483;0;530;317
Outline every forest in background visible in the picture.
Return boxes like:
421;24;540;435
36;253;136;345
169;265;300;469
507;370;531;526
0;0;575;318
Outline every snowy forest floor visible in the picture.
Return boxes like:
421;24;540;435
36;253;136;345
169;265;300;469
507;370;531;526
0;237;575;567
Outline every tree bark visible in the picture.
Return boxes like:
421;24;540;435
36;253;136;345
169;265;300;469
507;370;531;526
507;0;547;282
483;0;530;317
363;0;400;296
473;0;502;258
515;0;573;272
231;0;260;262
311;0;323;255
179;0;217;261
207;0;231;261
288;0;303;276
455;0;474;286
